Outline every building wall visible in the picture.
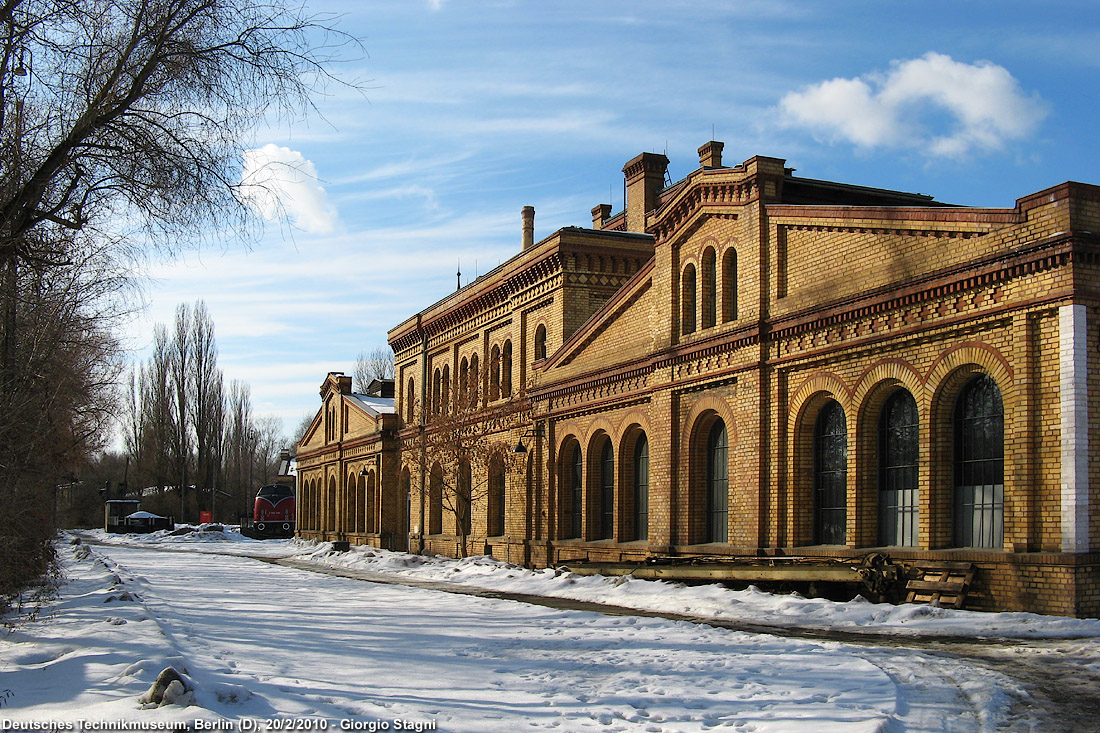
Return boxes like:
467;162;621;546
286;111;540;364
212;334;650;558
299;148;1100;617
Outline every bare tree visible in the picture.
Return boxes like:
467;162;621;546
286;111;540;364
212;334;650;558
169;303;192;518
224;378;254;518
418;363;526;558
252;414;284;485
290;411;316;456
0;0;360;603
190;300;222;512
0;239;121;613
353;346;395;393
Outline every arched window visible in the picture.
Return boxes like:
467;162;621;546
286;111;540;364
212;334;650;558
706;421;728;543
599;440;614;540
358;473;368;534
458;460;472;536
365;471;376;534
405;378;415;423
345;473;356;534
432;368;441;415
879;390;918;546
723;248;738;322
469;353;479;405
681;263;697;335
633;434;649;541
534;325;547;361
326;476;337;533
459;357;469;406
490;345;501;400
814;400;847;545
561;442;582;539
702;248;716;329
953;374;1004;548
501;341;512;397
428;463;443;535
488;456;505;537
441;364;450;414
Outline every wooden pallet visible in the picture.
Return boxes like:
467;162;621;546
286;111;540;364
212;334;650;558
904;561;976;609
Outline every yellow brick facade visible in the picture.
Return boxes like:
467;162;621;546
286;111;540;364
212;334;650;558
299;143;1100;617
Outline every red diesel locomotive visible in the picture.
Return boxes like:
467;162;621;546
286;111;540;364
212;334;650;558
251;483;295;538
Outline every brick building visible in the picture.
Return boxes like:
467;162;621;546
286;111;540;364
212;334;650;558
297;142;1100;616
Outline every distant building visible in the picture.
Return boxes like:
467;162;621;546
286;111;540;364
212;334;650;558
298;143;1100;617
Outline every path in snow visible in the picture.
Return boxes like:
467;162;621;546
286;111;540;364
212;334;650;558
1;542;1016;731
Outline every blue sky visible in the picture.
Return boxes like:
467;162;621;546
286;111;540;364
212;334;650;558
124;1;1100;442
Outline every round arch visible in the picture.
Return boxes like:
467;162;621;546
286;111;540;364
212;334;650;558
926;345;1011;550
852;361;925;548
556;434;583;541
787;373;852;548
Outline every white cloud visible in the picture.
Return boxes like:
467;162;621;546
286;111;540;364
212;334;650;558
778;52;1047;158
239;144;339;234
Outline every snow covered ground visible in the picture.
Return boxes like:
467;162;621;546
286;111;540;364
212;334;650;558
1;528;1098;731
83;526;1100;639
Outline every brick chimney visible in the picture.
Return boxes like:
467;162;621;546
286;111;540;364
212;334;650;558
698;140;724;168
521;205;535;250
622;152;669;233
591;203;612;230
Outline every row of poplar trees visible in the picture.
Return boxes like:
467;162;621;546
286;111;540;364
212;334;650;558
123;300;285;526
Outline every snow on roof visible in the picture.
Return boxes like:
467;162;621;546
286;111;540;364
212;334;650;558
348;393;396;416
125;510;166;519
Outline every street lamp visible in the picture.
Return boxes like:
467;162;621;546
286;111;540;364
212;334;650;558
512;425;543;454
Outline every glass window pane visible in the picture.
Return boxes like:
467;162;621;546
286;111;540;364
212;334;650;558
953;375;1004;548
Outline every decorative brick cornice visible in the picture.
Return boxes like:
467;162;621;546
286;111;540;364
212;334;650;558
651;182;750;242
654;324;761;370
766;204;1022;226
531;361;655;404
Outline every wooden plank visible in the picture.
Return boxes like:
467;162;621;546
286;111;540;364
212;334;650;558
905;579;966;593
910;561;979;571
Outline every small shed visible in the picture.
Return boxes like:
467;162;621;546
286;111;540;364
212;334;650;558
105;500;140;533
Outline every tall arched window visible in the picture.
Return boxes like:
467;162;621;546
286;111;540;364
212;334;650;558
326;476;336;533
501;341;512;397
599;440;614;540
441;364;450;414
406;378;415;423
879;390;918;546
814;400;847;545
358;473;368;534
488;456;505;537
490;345;501;400
459;357;469;406
428;463;443;535
534;325;547;361
702;248;716;329
633;434;649;541
345;473;356;534
953;374;1004;548
432;368;441;415
469;354;479;405
706;420;728;543
458;460;472;537
365;471;376;534
681;263;697;335
561;443;582;539
722;248;738;322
